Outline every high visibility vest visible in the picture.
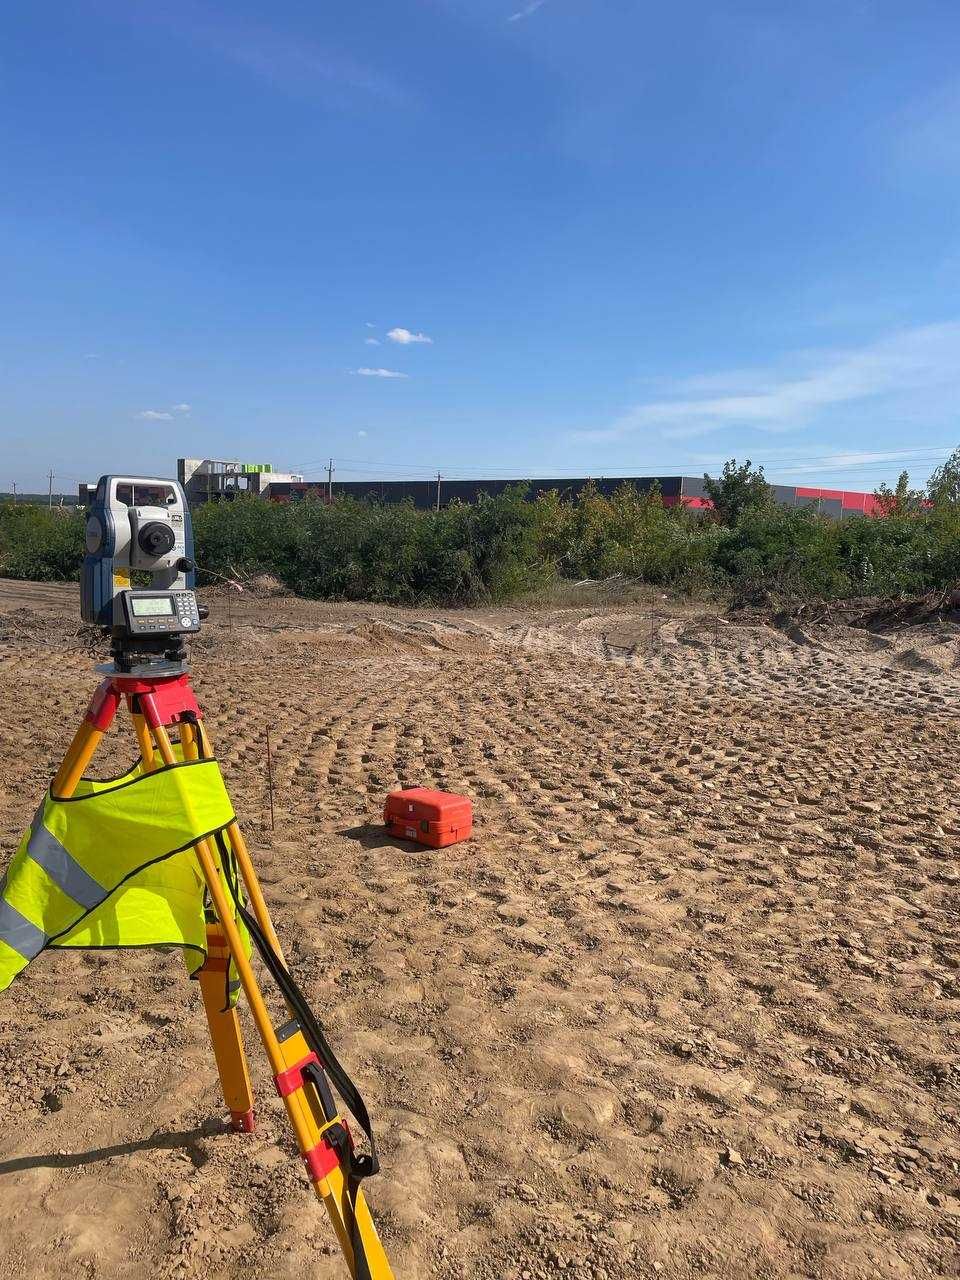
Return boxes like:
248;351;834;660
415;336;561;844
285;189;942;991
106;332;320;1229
0;748;247;1001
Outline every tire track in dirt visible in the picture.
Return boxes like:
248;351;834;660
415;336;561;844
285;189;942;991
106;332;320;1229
0;584;956;1280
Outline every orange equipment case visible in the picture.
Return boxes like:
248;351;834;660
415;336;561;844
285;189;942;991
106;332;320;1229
383;787;473;848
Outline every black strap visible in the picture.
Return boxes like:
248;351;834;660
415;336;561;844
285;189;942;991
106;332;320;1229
303;1064;373;1280
324;1126;373;1280
303;1057;338;1121
213;831;379;1279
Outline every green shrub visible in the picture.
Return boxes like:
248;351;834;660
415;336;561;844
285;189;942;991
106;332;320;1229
703;459;774;526
712;506;849;600
5;464;960;606
192;487;549;606
533;482;721;587
0;503;85;581
192;495;297;583
832;510;937;597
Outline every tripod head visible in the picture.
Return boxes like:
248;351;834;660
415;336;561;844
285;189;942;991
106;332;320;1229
80;474;207;673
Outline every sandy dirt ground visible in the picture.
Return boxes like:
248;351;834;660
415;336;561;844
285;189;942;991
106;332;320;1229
0;577;957;1280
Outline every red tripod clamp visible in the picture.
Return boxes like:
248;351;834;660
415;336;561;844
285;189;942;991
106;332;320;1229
85;672;201;732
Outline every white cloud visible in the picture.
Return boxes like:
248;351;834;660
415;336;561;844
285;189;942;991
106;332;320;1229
572;321;960;443
508;0;548;21
83;353;100;360
365;322;376;328
354;367;409;379
364;337;380;345
387;327;433;345
778;450;943;477
172;403;192;413
357;430;368;437
136;409;173;421
690;446;950;478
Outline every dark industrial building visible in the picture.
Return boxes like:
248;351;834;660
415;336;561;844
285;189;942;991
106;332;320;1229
76;467;881;517
263;475;883;518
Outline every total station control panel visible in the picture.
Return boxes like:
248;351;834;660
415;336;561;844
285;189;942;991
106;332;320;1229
119;590;202;636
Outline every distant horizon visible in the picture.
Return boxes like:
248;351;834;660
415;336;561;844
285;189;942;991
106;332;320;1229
2;458;941;510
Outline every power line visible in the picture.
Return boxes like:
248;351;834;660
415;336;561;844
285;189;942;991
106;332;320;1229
296;444;955;476
294;446;955;485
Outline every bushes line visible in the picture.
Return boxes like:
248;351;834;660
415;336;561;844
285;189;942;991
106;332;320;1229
189;484;551;604
0;502;86;582
2;459;959;606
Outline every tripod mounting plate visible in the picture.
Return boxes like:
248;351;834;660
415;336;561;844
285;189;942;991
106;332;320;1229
95;658;189;679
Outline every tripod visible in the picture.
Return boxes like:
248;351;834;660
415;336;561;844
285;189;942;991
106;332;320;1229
48;658;395;1280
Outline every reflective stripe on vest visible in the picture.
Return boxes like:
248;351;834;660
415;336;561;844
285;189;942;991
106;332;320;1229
0;897;48;960
26;822;105;911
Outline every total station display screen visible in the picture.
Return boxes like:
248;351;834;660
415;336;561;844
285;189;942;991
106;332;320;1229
130;596;175;617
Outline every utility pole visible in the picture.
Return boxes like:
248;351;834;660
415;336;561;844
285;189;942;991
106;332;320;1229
48;469;54;508
11;482;17;503
327;458;334;504
435;472;441;512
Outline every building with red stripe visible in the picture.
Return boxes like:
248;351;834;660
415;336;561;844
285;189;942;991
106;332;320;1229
262;474;885;517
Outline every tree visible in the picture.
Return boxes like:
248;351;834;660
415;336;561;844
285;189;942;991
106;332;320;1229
927;447;960;507
924;447;960;586
873;470;924;517
702;459;773;526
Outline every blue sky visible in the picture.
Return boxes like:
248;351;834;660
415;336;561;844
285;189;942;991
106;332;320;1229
2;0;960;495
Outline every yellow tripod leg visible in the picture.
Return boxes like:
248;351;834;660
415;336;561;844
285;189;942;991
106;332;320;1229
149;721;394;1280
52;678;120;798
51;719;104;797
130;709;156;771
180;720;256;1133
196;922;256;1132
192;720;392;1271
275;1020;395;1278
193;721;287;962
